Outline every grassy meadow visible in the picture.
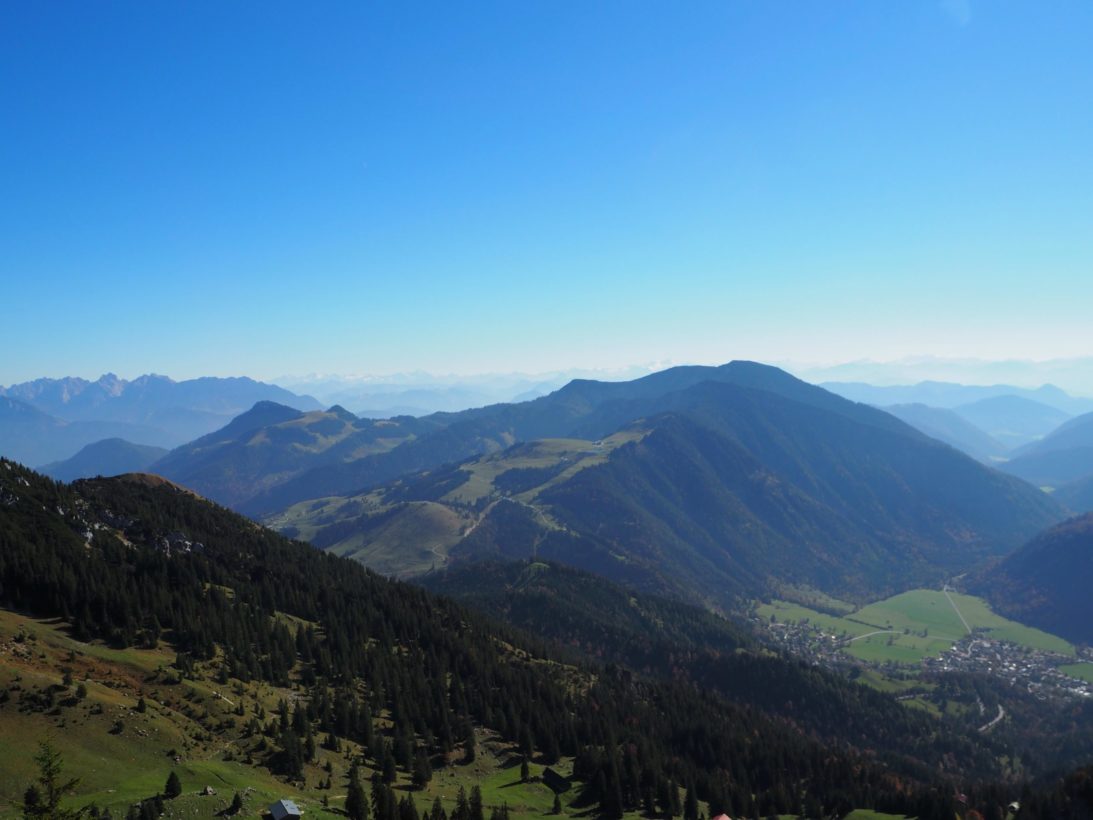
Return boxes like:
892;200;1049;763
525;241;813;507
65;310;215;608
0;609;596;820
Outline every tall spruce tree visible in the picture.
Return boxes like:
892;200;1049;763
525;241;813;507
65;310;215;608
23;739;84;820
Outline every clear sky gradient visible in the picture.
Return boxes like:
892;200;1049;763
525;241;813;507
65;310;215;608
3;1;1092;383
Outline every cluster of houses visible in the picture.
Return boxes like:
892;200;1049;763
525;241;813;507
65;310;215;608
923;636;1093;699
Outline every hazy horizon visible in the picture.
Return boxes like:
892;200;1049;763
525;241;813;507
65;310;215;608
4;3;1092;385
6;355;1093;400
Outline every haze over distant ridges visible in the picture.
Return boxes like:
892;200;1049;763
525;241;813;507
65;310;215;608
41;437;168;483
999;411;1093;488
0;374;322;467
950;395;1072;450
1056;475;1093;513
880;403;1008;463
821;379;1093;415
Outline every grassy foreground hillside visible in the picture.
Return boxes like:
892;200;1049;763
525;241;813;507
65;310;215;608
0;610;596;820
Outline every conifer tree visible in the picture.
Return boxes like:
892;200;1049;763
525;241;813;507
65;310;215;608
164;771;181;799
469;786;484;820
684;783;698;820
346;767;368;820
23;739;84;820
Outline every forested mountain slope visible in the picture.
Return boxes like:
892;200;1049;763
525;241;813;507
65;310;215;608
0;459;962;819
976;513;1093;644
420;560;1006;778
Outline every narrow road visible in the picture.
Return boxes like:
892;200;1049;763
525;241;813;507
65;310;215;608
849;629;901;642
943;584;973;634
979;704;1005;733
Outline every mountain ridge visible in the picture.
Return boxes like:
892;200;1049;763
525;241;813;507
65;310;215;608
272;374;1064;603
238;360;936;516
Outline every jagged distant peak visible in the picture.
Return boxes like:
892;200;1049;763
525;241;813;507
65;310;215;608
95;372;129;394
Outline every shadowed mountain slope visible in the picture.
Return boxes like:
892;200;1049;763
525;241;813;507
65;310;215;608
0;396;168;467
976;514;1093;645
151;402;442;508
420;559;1004;775
882;403;1009;462
999;412;1093;487
40;438;168;482
1056;475;1093;513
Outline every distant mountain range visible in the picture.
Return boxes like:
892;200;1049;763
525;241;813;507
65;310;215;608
252;362;1064;603
272;367;655;417
0;395;167;467
0;373;321;466
977;513;1093;644
799;357;1093;398
823;380;1093;415
949;395;1073;450
825;381;1092;470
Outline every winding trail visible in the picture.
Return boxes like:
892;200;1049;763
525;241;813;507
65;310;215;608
979;704;1005;733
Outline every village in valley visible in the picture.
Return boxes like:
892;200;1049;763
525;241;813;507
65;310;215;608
756;589;1093;703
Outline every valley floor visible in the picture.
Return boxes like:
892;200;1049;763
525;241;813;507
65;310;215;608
756;586;1093;708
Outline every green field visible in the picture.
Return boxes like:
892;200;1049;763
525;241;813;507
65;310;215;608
773;584;857;615
760;588;1074;666
1059;662;1093;683
758;600;876;638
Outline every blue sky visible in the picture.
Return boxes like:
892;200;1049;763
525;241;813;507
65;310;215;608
3;1;1092;383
